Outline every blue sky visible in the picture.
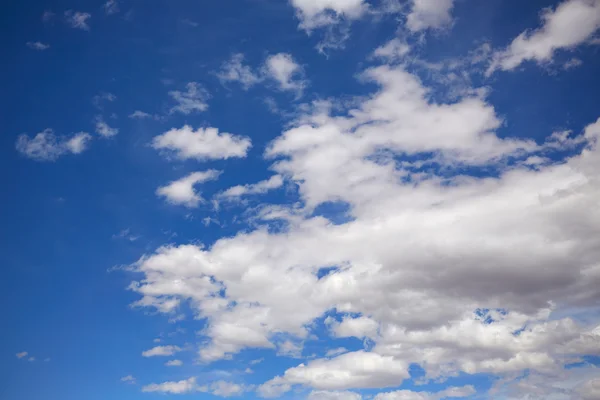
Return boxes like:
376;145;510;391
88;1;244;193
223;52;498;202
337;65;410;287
2;0;600;399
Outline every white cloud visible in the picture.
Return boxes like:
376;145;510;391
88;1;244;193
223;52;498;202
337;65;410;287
121;375;136;384
210;380;246;397
65;10;91;30
165;359;183;367
65;132;92;154
220;175;283;200
580;377;600;400
104;0;119;15
95;117;118;137
290;0;368;30
217;54;262;90
152;125;251;161
308;390;362;400
373;38;410;61
260;351;409;394
374;386;475;400
325;347;348;357
328;315;379;339
156;170;221;208
142;377;198;394
489;0;600;73
264;53;307;96
16;129;92;161
28;357;35;362
129;110;152;119
169;82;209;114
406;0;455;32
141;345;182;357
16;352;28;359
26;41;50;50
128;57;600;396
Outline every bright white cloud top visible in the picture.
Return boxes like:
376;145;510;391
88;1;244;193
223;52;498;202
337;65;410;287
9;0;600;399
152;126;251;161
156;170;221;208
489;0;600;73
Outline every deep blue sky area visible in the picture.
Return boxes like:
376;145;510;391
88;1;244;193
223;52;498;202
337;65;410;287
2;1;600;399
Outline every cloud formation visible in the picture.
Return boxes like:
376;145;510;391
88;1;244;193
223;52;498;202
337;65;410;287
152;126;251;161
156;170;221;208
16;129;92;161
489;0;600;73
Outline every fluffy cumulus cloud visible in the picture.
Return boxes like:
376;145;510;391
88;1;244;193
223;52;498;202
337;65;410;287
260;351;410;395
142;377;198;394
406;0;455;32
128;52;600;397
264;53;307;95
165;359;183;367
152;125;251;161
489;0;600;73
290;0;367;30
16;129;92;161
374;386;475;400
308;390;363;400
156;170;221;208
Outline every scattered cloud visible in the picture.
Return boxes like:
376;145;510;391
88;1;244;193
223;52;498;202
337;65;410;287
142;377;197;394
65;10;91;30
217;53;262;90
92;92;116;109
121;375;136;384
564;57;584;69
308;390;363;400
374;385;476;400
28;357;36;362
95;117;118;137
220;175;283;200
16;129;92;161
112;228;139;242
488;0;600;74
26;41;50;50
210;380;247;397
373;38;410;61
16;352;28;359
406;0;455;32
42;10;55;22
264;53;307;96
156;170;221;208
128;110;154;119
168;82;209;114
141;345;182;357
152;125;251;161
103;0;119;15
290;0;368;31
165;359;183;367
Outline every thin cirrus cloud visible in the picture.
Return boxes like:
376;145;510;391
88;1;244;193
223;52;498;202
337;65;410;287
16;129;92;162
26;41;50;50
488;0;600;74
156;170;221;208
152;125;251;161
